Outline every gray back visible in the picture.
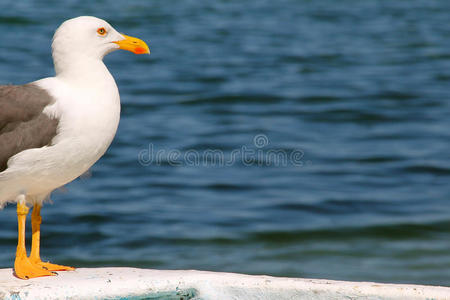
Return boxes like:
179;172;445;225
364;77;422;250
0;84;59;172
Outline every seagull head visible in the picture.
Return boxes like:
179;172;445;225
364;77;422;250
52;16;149;74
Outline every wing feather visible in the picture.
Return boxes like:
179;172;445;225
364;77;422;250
0;84;59;172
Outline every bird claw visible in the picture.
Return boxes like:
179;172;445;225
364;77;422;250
35;261;75;272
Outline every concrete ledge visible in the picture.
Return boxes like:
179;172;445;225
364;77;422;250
0;267;449;300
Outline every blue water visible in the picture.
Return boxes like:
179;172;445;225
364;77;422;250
0;0;449;286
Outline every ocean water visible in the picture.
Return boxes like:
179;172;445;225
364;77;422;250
0;0;449;287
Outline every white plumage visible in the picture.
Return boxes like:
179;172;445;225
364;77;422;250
0;16;149;280
0;16;140;207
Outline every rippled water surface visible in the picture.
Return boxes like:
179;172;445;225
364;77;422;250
0;0;449;286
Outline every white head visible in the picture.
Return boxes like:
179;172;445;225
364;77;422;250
52;16;149;75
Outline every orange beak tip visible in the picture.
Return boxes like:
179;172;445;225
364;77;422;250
135;47;150;55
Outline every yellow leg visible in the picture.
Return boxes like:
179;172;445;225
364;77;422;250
14;200;55;279
29;204;75;272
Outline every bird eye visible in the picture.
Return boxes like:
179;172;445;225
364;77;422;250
97;27;107;36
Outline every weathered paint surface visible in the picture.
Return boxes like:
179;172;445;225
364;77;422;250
0;268;449;300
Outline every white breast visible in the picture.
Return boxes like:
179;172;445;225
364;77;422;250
5;65;121;196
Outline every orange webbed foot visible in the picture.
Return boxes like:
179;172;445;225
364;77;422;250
35;261;75;272
14;256;56;280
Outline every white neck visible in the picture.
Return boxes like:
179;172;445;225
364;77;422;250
50;56;121;127
54;55;110;81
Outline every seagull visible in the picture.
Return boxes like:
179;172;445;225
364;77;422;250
0;16;149;279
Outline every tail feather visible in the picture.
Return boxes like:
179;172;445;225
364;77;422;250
0;174;20;209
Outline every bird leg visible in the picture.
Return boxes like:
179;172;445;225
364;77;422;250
14;199;55;279
29;204;75;271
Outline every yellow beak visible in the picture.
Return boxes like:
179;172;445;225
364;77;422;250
114;34;150;55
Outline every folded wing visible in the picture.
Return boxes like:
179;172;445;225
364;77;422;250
0;84;59;172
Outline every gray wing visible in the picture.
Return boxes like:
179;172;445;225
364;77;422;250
0;84;59;172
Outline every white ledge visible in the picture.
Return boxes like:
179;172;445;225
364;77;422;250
0;268;449;300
